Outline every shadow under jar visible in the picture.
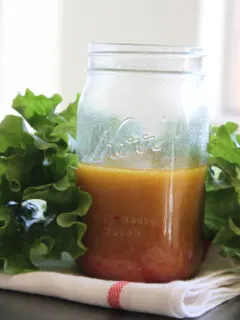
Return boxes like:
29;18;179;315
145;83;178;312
76;43;209;283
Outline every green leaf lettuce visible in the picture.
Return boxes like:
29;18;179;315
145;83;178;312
205;122;240;259
0;89;91;274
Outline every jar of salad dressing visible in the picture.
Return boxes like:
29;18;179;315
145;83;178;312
76;43;208;283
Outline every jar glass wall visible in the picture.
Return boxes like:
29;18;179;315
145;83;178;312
76;43;208;283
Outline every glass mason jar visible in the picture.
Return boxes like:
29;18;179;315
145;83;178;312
76;43;208;283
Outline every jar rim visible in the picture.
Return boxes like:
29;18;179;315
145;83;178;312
88;42;205;57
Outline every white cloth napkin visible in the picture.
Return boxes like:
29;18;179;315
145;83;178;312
0;245;239;319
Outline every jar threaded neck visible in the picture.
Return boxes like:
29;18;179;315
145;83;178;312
88;43;205;74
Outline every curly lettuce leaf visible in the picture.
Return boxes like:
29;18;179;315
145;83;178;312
0;90;91;274
57;93;80;138
13;89;80;152
12;89;62;131
206;122;240;260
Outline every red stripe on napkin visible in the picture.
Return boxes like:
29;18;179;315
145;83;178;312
106;241;211;309
107;281;129;309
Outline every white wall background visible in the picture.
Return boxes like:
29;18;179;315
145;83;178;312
0;0;238;121
222;0;240;114
61;0;202;104
0;0;62;118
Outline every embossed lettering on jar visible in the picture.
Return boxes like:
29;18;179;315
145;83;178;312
76;43;209;283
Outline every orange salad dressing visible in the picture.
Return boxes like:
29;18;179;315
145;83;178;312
76;163;206;283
